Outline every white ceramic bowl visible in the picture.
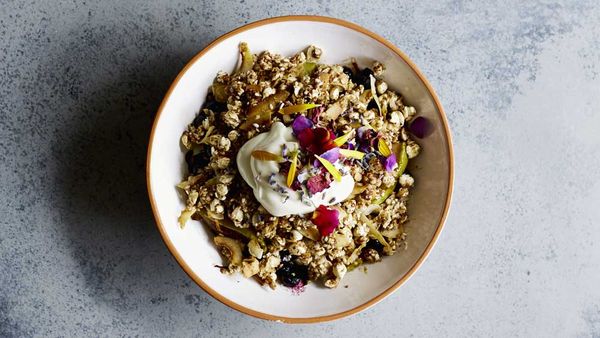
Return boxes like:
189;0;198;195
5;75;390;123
147;16;453;323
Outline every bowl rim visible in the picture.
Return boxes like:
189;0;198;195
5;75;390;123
146;15;454;324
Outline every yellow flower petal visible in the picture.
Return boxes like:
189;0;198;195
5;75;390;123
251;150;284;162
378;138;392;157
280;103;320;115
315;155;342;182
287;151;298;187
333;130;353;147
339;149;365;159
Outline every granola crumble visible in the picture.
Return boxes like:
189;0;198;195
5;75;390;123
177;43;422;290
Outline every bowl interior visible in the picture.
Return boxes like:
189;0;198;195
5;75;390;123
148;18;452;321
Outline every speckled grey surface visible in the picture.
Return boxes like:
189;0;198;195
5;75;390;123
1;1;600;337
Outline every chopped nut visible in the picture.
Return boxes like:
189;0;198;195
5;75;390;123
403;105;416;121
216;184;228;198
375;80;388;95
227;130;239;141
288;241;307;256
217;137;231;151
372;61;385;76
406;141;421;159
229;206;244;224
389;111;404;126
242;257;260;277
399;174;414;187
330;86;340;100
290;230;303;242
248;239;264;259
333;262;347;279
324;278;339;288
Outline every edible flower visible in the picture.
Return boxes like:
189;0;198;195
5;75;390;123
377;138;392;157
292;115;313;135
306;173;331;194
287;151;298;187
251;150;284;162
312;205;340;237
339;149;365;159
280;103;321;115
408;116;433;138
383;153;397;172
314;147;341;166
298;126;336;155
315;155;342;181
310;105;325;123
356;126;379;152
333;130;353;147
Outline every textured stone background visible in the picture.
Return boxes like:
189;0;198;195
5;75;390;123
1;1;600;337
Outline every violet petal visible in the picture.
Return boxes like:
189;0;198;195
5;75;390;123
313;147;340;167
292;115;313;136
383;154;397;172
357;126;370;139
408;116;433;138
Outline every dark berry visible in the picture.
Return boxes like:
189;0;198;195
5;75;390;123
354;68;374;89
279;250;292;262
185;145;211;174
276;261;308;288
367;98;378;110
365;239;385;253
204;100;227;113
192;111;207;128
342;66;354;79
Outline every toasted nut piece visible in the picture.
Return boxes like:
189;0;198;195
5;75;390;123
248;238;264;259
242;257;260;277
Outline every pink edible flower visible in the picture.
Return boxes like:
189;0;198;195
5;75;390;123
306;174;331;194
297;127;336;155
312;205;340;237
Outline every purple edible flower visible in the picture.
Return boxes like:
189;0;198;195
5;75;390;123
383;154;397;172
313;147;341;167
356;126;370;139
292;115;313;136
408;116;433;138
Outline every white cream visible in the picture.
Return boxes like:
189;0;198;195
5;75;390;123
237;122;355;217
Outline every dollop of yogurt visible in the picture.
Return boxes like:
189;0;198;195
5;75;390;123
237;122;355;217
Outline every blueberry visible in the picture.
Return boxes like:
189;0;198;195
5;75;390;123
279;250;292;262
354;68;374;89
365;239;384;253
342;66;354;79
185;145;211;174
204;100;227;113
192;99;227;127
276;261;308;288
192;111;208;128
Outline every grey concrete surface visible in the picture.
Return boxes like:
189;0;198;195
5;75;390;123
1;1;599;337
